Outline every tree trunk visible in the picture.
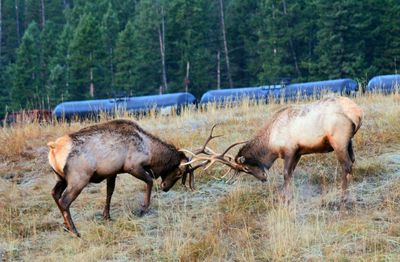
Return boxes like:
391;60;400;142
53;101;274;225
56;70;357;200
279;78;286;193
158;6;168;92
110;47;114;88
90;68;94;97
282;0;302;78
40;0;45;29
185;61;190;93
219;0;233;88
89;53;94;97
217;50;221;89
15;0;20;46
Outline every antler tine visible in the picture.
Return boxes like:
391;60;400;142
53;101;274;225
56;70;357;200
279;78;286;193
178;148;197;156
195;123;222;155
181;156;212;166
218;141;248;158
204;146;217;155
203;159;218;170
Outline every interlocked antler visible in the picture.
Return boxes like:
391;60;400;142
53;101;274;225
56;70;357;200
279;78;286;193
179;124;249;190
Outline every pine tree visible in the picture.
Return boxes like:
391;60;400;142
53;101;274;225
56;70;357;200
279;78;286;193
69;13;107;100
114;20;136;95
225;0;260;87
10;21;42;110
1;0;22;64
111;0;137;30
371;0;400;75
40;21;59;103
257;0;312;85
314;0;368;79
101;3;119;93
47;23;73;103
117;0;161;95
24;0;41;28
166;0;219;96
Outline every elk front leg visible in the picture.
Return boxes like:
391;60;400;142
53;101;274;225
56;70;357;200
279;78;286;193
103;175;117;220
282;153;301;203
141;180;153;216
129;166;154;216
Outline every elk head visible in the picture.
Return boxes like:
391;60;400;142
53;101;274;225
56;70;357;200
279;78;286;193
159;152;193;192
234;143;269;182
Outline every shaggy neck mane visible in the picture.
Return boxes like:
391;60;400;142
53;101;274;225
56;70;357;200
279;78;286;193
238;107;289;162
149;139;181;175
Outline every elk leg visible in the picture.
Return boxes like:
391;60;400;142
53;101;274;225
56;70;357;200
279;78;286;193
58;178;89;237
102;175;117;220
140;181;153;216
348;140;355;163
282;153;301;203
334;149;353;203
51;179;68;225
129;166;154;216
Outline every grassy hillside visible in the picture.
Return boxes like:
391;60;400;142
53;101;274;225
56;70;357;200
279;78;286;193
0;93;399;261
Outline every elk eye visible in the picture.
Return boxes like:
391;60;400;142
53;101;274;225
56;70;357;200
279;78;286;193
238;156;246;164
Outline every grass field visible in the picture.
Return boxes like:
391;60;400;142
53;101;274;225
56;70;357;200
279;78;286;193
0;93;400;261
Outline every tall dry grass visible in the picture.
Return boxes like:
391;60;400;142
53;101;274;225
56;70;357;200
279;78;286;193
0;93;399;261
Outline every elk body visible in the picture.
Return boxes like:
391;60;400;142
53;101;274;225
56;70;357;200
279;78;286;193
188;97;363;201
47;119;190;237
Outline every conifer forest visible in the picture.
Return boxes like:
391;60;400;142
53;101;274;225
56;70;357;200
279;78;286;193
0;0;399;117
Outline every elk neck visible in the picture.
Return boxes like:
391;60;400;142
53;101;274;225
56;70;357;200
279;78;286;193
147;137;182;176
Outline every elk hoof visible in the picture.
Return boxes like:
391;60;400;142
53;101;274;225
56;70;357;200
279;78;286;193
102;214;111;220
136;206;149;217
340;198;355;211
63;226;81;238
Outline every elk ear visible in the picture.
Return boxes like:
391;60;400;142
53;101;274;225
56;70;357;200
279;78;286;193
237;156;246;164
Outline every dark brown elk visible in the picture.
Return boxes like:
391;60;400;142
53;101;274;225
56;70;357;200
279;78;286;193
187;97;363;201
47;119;195;237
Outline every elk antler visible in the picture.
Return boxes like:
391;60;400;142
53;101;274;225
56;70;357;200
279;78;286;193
179;124;223;190
179;124;249;187
198;140;248;171
192;123;222;155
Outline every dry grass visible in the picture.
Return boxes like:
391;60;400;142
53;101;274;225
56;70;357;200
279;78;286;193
0;93;400;261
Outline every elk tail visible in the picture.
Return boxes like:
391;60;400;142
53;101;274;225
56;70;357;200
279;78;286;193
47;141;56;149
339;97;363;135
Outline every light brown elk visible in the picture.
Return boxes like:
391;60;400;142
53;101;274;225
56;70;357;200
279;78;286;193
48;119;196;237
186;96;363;201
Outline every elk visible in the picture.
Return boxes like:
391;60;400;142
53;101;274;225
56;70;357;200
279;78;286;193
186;96;363;201
47;119;196;237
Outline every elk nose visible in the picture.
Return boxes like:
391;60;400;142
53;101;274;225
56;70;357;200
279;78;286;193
161;182;166;188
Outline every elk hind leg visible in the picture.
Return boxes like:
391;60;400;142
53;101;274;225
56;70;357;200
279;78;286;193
333;147;353;203
58;174;90;237
348;140;355;163
51;178;67;226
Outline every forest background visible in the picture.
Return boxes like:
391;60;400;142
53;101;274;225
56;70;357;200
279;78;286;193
0;0;399;118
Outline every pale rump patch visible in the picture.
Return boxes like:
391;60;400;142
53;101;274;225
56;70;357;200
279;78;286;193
47;135;72;177
337;97;363;131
